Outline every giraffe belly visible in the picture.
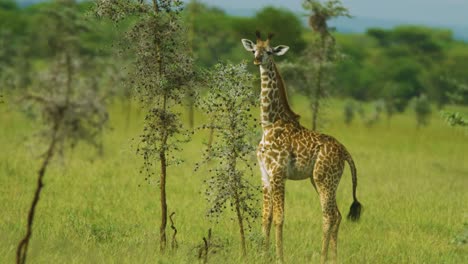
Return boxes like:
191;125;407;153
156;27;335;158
258;158;270;188
286;159;314;180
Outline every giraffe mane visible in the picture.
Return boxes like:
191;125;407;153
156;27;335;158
272;63;300;121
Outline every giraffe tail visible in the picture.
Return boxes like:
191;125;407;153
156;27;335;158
344;150;362;221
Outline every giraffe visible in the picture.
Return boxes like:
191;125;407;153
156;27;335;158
241;31;362;264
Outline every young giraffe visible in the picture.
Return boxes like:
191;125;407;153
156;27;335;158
241;31;361;264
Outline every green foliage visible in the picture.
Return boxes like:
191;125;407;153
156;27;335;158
451;223;468;246
445;79;468;104
185;1;241;67
441;79;468;127
0;1;31;90
335;25;467;109
197;63;259;253
442;112;468;127
0;0;17;10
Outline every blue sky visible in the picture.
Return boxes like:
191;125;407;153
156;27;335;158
198;0;468;27
15;0;468;27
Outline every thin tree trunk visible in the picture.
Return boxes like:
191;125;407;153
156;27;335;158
169;212;178;250
234;191;247;257
159;88;168;254
17;49;72;264
187;7;195;129
206;120;215;157
124;96;132;130
16;108;63;264
159;145;167;252
152;0;168;253
16;133;58;264
311;37;325;131
188;99;194;129
312;66;322;131
229;117;246;257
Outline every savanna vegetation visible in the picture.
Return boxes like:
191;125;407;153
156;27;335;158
0;0;467;263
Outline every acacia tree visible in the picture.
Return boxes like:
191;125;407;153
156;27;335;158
282;0;349;130
343;100;355;125
96;0;196;252
16;1;108;263
196;63;259;257
412;94;432;128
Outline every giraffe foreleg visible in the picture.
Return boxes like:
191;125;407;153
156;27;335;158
262;186;273;253
272;178;285;263
259;155;273;254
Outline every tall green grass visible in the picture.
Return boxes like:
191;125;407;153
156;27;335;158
1;98;467;263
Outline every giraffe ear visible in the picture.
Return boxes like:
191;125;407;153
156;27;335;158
273;45;289;56
241;39;255;52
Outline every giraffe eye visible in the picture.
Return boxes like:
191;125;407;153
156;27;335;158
266;51;273;55
252;50;255;54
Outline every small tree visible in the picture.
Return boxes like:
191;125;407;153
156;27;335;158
197;62;259;257
383;99;397;126
412;94;432;128
365;100;384;127
96;0;196;252
343;100;355;125
16;1;108;263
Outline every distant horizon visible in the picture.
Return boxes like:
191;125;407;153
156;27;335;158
14;0;468;27
197;0;468;28
14;0;468;41
218;5;468;41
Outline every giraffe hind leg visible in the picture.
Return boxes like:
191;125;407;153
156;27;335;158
317;189;340;264
314;160;343;264
330;208;342;263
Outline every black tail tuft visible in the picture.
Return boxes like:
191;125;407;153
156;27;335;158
347;200;362;221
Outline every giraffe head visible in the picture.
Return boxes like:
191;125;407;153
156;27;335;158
241;31;289;66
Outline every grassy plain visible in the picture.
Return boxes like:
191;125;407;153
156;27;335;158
1;97;467;263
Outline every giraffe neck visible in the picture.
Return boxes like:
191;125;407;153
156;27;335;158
259;60;299;129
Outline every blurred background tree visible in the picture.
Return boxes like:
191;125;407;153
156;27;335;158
15;1;109;262
412;94;432;128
